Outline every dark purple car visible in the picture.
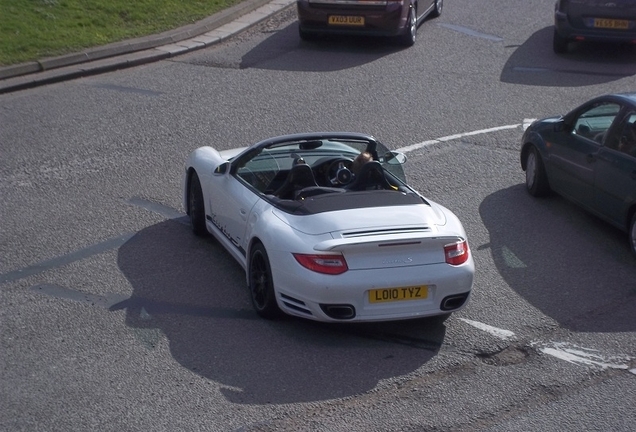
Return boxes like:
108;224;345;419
553;0;636;53
296;0;443;46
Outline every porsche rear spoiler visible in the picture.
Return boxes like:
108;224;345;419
314;233;464;252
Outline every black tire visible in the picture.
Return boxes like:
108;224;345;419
249;243;281;319
525;145;550;197
188;171;207;236
629;213;636;258
553;29;568;54
398;7;417;47
431;0;443;18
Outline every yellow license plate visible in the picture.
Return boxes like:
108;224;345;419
328;15;365;26
369;286;428;304
593;18;629;30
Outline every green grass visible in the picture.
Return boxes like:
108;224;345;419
0;0;243;66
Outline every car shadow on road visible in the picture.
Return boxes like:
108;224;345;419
479;184;636;333
500;26;636;87
112;219;445;404
239;21;403;72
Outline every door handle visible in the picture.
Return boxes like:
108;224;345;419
586;154;595;163
240;208;247;220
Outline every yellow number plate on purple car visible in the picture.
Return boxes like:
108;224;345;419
593;18;629;30
369;286;428;304
328;15;365;26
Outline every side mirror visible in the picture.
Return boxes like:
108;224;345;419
214;162;229;175
558;115;575;133
383;151;407;165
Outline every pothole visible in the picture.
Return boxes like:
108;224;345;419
476;346;531;366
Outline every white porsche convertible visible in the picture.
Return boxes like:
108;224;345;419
183;132;474;322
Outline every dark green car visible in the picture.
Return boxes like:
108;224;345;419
520;92;636;257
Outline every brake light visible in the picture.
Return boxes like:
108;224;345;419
444;240;469;266
293;253;348;275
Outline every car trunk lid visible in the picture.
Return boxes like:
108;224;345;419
566;0;636;29
273;204;462;268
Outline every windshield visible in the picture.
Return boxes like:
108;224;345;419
233;137;407;194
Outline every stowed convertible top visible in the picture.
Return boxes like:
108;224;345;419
267;189;428;215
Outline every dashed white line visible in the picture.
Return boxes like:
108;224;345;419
459;318;517;341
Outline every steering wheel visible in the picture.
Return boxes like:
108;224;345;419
325;158;353;186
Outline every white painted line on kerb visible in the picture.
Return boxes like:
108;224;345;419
459;318;517;341
395;124;521;154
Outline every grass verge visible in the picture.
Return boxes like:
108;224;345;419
0;0;243;66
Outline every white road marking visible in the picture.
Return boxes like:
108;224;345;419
459;318;517;341
502;246;526;268
395;124;521;153
461;320;635;374
522;118;537;130
437;23;503;42
532;341;632;372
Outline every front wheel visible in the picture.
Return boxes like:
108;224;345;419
629;213;636;257
398;7;417;47
249;243;281;319
525;145;550;197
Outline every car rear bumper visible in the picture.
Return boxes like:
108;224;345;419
271;251;475;322
297;1;408;37
555;11;636;43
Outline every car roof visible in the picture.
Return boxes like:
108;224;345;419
602;92;636;104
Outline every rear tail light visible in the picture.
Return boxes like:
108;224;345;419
293;253;349;275
444;240;469;266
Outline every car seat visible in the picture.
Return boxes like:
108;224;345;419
273;163;318;200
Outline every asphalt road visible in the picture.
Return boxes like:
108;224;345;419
1;0;635;431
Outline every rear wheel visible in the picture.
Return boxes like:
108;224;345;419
525;145;550;197
398;7;417;47
629;213;636;257
249;243;281;319
431;0;443;18
553;29;568;54
188;171;207;236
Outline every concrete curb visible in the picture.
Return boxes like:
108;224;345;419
0;0;296;94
